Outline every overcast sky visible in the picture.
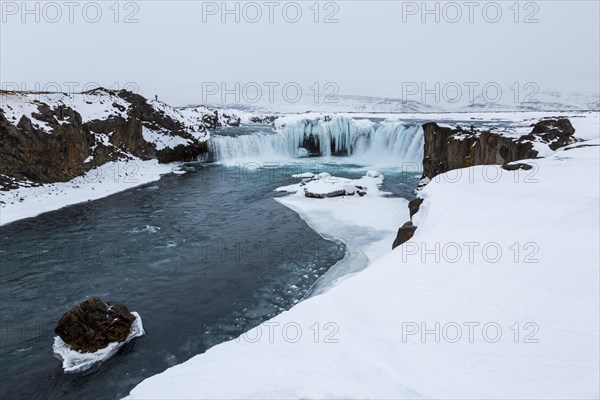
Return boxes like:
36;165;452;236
1;0;599;106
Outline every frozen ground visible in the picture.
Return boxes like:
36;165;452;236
124;112;600;399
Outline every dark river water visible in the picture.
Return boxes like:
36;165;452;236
0;163;352;400
0;119;426;400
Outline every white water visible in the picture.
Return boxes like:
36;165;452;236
207;116;424;167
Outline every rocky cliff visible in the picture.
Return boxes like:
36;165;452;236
0;88;239;190
393;118;577;249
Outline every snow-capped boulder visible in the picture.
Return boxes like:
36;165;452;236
54;296;137;353
343;184;356;195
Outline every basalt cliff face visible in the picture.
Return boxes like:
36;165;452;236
0;89;239;190
393;118;577;249
420;118;575;183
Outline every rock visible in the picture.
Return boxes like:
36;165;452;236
302;133;322;156
408;198;423;219
392;221;417;250
531;118;575;136
524;118;576;150
304;187;346;199
248;115;278;124
501;162;533;171
0;88;237;190
357;190;366;197
54;297;136;353
420;122;538;183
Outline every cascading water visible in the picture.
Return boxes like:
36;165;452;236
352;122;424;165
206;115;424;166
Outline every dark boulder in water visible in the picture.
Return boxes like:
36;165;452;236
55;297;135;353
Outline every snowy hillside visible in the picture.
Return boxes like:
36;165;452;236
125;112;600;399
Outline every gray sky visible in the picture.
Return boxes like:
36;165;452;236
1;0;599;106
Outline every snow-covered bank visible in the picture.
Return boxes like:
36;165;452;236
0;159;178;226
124;113;599;399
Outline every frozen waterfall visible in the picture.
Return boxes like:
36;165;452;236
206;115;424;166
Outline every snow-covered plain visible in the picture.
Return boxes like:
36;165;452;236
124;112;600;399
197;90;600;115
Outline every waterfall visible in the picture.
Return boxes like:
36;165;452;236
206;115;424;166
353;122;424;164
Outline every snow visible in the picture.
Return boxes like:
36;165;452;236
142;126;192;150
53;312;144;373
0;159;174;226
124;112;599;399
0;90;131;125
291;172;315;179
198;91;599;114
0;90;212;143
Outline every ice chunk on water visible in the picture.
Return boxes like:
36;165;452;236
53;312;145;373
291;172;315;179
128;225;161;233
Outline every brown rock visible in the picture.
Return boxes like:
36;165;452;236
55;297;135;353
408;198;423;219
392;221;417;250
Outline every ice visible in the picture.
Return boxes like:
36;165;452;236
291;172;315;179
207;115;424;166
128;225;161;234
296;148;309;158
53;312;144;374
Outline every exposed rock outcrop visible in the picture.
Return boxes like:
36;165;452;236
392;221;417;249
0;88;235;190
420;118;575;182
248;115;279;125
55;297;136;353
501;162;533;171
408;198;423;219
